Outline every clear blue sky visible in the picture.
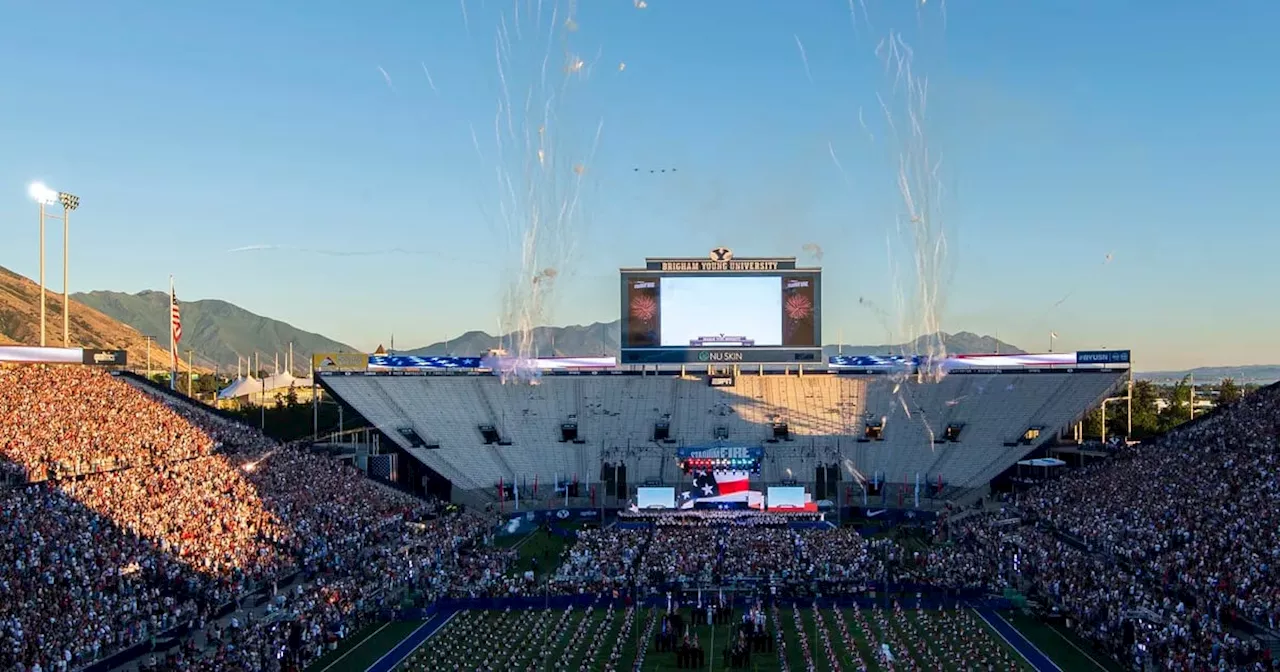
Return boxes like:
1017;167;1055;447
2;0;1276;370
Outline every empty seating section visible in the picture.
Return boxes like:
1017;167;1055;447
323;371;1123;496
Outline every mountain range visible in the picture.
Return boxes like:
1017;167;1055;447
1;264;1274;380
1135;366;1280;385
401;321;1025;360
72;290;357;374
0;265;178;368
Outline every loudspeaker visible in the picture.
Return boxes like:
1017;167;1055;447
602;462;615;497
616;465;627;499
814;465;827;501
826;462;838;497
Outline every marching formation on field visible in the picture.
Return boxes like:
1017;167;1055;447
1;364;1277;670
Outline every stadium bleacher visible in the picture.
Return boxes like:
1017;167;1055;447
322;371;1124;500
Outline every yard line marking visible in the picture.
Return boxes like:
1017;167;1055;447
316;621;390;672
976;609;1063;672
1048;621;1111;672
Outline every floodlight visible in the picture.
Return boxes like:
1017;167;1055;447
28;182;57;205
59;192;79;211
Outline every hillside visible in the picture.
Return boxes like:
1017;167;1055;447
402;321;1025;358
74;290;357;372
0;265;181;369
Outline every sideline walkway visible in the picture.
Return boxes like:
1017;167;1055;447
975;608;1063;672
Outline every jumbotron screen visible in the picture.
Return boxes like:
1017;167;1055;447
620;270;821;364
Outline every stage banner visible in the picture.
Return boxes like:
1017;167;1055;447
677;445;764;461
0;346;84;364
312;352;368;372
82;349;128;366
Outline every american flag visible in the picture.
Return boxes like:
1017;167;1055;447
680;469;750;509
369;453;398;482
169;281;182;369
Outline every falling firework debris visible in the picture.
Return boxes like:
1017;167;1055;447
794;34;814;83
481;0;606;383
376;65;395;93
860;7;951;385
420;62;439;93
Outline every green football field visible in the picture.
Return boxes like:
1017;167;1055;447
306;528;1121;672
307;619;429;672
387;606;1034;672
307;606;1125;672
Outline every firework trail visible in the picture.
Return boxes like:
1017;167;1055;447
822;1;951;458
376;65;396;93
420;62;439;94
794;35;814;84
1041;251;1116;317
867;7;951;385
478;0;606;383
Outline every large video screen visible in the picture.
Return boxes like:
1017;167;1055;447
661;276;782;347
636;487;676;509
623;274;819;351
767;486;807;510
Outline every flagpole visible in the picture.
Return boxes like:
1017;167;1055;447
169;276;176;390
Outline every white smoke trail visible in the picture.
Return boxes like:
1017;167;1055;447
794;34;814;84
871;9;951;384
479;0;606;383
376;65;396;93
420;62;439;94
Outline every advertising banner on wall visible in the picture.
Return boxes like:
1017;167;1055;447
0;346;92;364
312;353;369;372
82;349;128;366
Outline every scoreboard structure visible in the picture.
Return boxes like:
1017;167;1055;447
620;248;823;365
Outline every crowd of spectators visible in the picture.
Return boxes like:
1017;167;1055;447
0;365;487;672
995;382;1280;669
4;362;1278;671
883;383;1280;669
0;366;216;481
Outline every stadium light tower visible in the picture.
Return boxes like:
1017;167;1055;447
27;182;81;347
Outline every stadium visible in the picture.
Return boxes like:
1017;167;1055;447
314;253;1131;514
2;250;1276;672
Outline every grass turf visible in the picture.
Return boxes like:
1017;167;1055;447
307;619;426;672
1003;612;1122;672
388;606;1034;672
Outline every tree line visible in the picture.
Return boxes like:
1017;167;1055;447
1082;376;1259;441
